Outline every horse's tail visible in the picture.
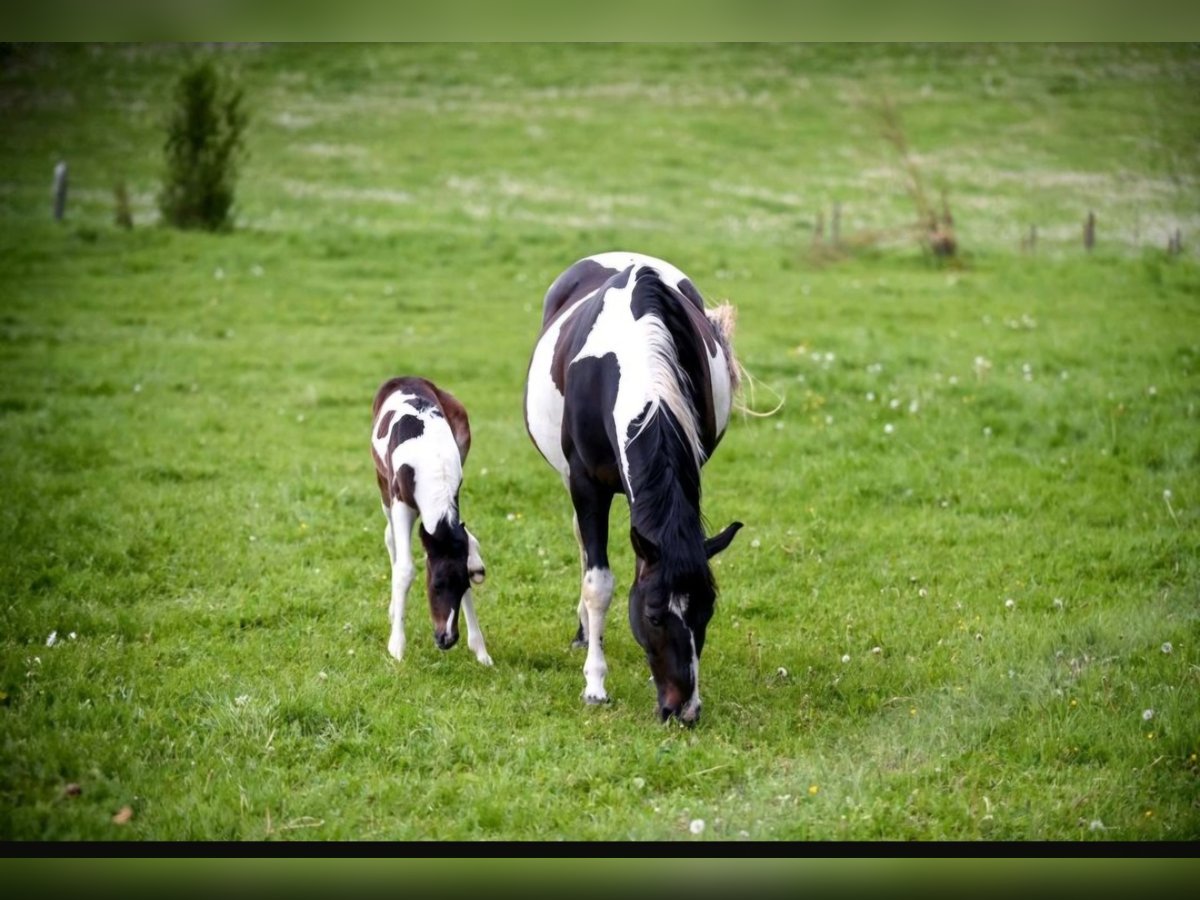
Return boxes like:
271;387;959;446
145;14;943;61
706;300;784;419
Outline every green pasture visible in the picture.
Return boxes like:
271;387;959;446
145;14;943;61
1;43;1197;840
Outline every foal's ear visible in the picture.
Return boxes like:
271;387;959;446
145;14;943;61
704;521;744;559
629;526;660;564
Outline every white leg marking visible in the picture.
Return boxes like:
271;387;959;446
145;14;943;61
581;566;614;702
461;588;493;666
387;503;417;661
682;631;702;722
383;503;397;567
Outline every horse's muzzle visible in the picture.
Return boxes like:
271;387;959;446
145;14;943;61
659;701;701;727
435;629;459;651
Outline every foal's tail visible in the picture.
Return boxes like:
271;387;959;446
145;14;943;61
706;301;784;419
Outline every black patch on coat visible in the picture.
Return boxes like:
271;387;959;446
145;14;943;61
395;413;425;443
395;463;417;507
562;352;624;492
376;409;395;440
676;277;706;311
540;258;621;327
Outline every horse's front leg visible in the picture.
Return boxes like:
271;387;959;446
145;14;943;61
569;468;615;704
386;502;418;661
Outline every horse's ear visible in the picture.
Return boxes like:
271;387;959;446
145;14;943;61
630;526;660;564
704;521;743;559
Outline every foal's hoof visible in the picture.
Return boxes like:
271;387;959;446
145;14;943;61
582;692;610;706
569;625;602;651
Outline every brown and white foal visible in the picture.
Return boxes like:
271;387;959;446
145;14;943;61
370;376;491;665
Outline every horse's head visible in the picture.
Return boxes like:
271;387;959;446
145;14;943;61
418;518;477;650
628;521;742;725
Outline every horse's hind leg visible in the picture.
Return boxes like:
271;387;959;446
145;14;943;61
570;513;593;650
568;468;615;704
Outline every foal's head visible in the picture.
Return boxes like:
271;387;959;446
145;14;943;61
419;518;484;650
628;521;742;725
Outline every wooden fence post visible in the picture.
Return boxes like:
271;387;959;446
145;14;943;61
52;160;68;221
1022;224;1037;254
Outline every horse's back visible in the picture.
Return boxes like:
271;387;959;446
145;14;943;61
372;377;467;517
526;254;733;483
539;251;706;330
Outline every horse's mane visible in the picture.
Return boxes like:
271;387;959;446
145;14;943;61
624;267;716;605
627;268;708;470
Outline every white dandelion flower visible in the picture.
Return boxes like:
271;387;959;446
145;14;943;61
884;423;895;435
1161;642;1173;654
46;631;58;647
689;819;706;835
1005;598;1015;610
841;654;851;664
1142;709;1154;722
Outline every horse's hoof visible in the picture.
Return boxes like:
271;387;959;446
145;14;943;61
475;650;494;667
583;693;610;705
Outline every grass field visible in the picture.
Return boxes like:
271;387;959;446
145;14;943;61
1;43;1198;841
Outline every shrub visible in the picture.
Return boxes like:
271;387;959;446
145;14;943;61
158;59;247;231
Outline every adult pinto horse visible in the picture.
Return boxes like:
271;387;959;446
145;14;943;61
524;252;742;724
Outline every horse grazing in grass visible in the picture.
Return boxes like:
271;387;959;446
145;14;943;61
371;376;492;666
524;252;742;724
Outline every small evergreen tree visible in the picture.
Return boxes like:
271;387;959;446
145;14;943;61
158;60;247;231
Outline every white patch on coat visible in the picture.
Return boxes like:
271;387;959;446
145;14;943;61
525;301;586;479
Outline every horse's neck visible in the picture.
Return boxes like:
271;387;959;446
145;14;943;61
412;455;461;528
630;471;706;573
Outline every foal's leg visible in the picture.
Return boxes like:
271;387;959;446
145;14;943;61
465;526;486;585
459;588;493;666
386;502;418;661
569;469;615;704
